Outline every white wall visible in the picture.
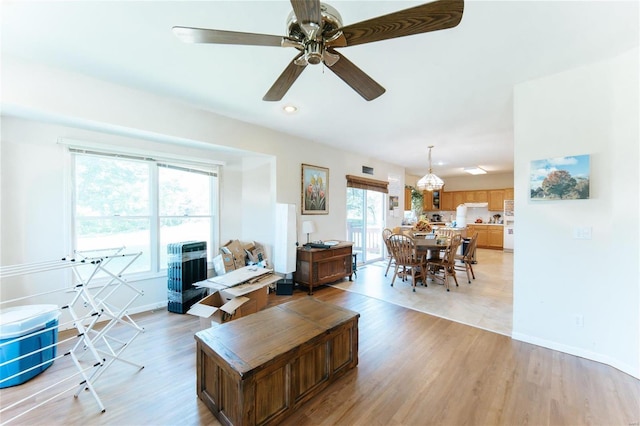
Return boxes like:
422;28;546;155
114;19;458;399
512;48;639;378
239;156;275;257
1;57;405;321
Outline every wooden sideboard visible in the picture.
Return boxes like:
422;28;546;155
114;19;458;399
294;242;353;295
195;298;360;426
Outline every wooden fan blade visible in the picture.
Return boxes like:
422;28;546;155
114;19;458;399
172;26;285;47
263;53;307;101
290;0;322;27
330;0;464;47
326;50;385;101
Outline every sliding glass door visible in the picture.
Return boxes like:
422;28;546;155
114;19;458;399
346;188;385;264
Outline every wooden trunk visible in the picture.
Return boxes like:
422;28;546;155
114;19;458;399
195;298;359;426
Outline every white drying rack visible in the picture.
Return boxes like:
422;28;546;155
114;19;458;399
0;247;144;424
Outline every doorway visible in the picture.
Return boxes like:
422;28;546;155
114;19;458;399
346;188;385;264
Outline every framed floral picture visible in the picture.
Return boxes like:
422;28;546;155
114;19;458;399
301;164;329;214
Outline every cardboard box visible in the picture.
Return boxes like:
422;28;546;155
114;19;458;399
212;254;224;276
245;241;267;265
186;291;251;329
190;268;280;329
220;283;269;313
213;253;235;276
221;240;247;269
188;272;278;327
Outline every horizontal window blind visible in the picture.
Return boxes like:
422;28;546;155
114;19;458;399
346;174;389;194
69;148;218;176
158;163;217;177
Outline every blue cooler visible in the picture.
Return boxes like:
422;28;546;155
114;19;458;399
0;304;60;388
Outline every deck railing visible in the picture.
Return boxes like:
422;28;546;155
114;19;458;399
347;225;384;261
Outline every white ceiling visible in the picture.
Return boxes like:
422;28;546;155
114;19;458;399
1;1;638;177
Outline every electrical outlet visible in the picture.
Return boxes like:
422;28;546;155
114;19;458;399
574;315;584;327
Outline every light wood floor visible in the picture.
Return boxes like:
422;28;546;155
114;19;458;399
1;287;638;425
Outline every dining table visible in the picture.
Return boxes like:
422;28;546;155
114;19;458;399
411;235;452;285
412;235;450;261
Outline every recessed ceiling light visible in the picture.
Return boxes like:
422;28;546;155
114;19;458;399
463;167;487;175
282;105;298;114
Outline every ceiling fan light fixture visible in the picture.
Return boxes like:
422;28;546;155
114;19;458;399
417;145;444;191
463;166;487;175
305;40;323;65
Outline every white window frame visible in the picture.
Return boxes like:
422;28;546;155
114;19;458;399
70;148;219;280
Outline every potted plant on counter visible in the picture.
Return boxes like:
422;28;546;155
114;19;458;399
405;185;424;221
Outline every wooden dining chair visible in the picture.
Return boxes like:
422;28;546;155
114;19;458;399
455;232;478;284
426;234;462;291
382;228;394;277
435;228;454;238
387;233;425;292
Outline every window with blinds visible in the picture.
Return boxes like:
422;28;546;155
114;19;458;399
71;149;218;276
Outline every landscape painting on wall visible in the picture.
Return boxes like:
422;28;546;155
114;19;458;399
530;154;590;200
302;164;329;214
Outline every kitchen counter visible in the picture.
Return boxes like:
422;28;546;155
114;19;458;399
467;223;504;249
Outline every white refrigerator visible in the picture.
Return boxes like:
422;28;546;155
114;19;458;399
503;200;514;252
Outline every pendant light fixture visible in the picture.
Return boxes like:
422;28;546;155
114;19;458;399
416;145;444;191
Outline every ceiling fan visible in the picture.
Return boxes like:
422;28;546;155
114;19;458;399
173;0;464;102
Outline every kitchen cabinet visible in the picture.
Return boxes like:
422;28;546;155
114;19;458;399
464;190;488;203
467;225;488;248
488;226;504;249
432;189;441;210
504;188;514;200
489;188;514;210
452;192;465;208
435;188;514;212
463;191;475;202
422;189;441;211
422;190;433;211
474;190;488;202
488;190;505;211
440;192;453;211
404;188;412;211
468;224;503;249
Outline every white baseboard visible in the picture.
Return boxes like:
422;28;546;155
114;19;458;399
58;300;168;331
512;331;639;380
128;301;167;315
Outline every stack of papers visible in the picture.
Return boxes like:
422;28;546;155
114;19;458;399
201;265;273;289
